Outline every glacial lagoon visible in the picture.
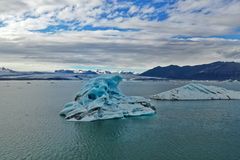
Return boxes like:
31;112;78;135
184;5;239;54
0;80;240;160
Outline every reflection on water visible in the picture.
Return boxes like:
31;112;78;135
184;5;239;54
0;80;240;160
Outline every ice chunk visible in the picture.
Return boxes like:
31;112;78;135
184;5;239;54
151;83;240;100
60;75;155;121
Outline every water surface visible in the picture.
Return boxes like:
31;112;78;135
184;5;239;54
0;80;240;160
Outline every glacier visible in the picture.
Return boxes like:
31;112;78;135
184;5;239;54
60;75;156;121
151;83;240;100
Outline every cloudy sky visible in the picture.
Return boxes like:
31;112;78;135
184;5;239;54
0;0;239;72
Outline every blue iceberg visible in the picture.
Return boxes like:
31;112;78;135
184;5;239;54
60;75;156;121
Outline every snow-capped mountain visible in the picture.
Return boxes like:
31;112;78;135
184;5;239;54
0;67;134;80
0;67;15;73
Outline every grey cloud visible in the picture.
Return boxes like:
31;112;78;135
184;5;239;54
0;1;27;13
0;38;239;70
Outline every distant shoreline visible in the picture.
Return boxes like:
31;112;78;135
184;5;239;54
0;78;239;82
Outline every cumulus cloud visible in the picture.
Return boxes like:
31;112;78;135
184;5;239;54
0;0;239;71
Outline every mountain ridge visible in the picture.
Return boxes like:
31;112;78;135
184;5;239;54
140;61;240;80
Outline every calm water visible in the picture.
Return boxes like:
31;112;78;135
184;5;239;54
0;80;240;160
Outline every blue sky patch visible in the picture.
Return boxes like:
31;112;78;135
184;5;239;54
0;21;6;28
173;34;240;40
173;35;194;39
209;35;240;40
98;0;175;21
30;24;141;33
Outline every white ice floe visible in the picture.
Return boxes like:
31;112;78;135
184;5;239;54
151;83;240;100
60;75;155;121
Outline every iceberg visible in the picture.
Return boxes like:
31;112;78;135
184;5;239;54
60;75;155;121
151;83;240;100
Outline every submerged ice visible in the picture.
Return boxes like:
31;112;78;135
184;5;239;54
151;83;240;100
60;75;155;121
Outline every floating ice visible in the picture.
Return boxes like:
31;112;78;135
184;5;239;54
151;83;240;100
60;75;155;121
